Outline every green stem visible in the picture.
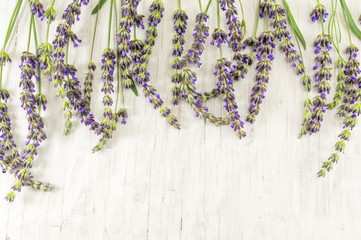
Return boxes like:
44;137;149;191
216;0;222;58
46;0;56;43
133;26;137;40
254;0;261;36
27;16;34;52
65;42;69;64
114;0;124;111
90;0;101;61
107;0;114;48
178;0;182;9
2;0;23;51
341;5;353;44
0;66;3;89
198;0;203;12
238;0;245;19
32;16;42;114
204;0;213;14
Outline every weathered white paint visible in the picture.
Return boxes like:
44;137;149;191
1;0;361;239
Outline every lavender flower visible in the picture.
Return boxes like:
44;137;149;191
259;0;274;18
246;31;275;124
93;109;128;152
232;37;257;82
19;52;47;168
328;58;346;110
214;58;246;138
179;69;229;126
0;52;11;66
51;1;100;134
211;28;229;48
93;49;117;152
83;62;96;110
300;34;332;136
220;0;245;53
318;45;361;177
171;9;188;105
117;0;144;91
270;3;311;91
127;0;180;129
310;3;329;23
38;43;54;76
179;12;209;68
29;0;45;20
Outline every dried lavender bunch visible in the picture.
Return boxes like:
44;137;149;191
300;3;332;136
171;8;188;105
318;45;361;177
246;31;275;124
129;0;180;129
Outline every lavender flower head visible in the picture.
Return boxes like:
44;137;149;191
310;3;329;23
211;28;229;48
259;0;274;18
29;0;45;20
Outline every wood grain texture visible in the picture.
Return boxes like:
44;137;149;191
1;0;361;239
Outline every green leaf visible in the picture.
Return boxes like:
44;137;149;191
340;0;361;40
131;83;139;96
92;0;108;15
282;0;307;50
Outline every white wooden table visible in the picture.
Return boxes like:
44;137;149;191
1;0;361;239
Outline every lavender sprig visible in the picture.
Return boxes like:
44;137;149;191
270;3;311;91
215;58;246;138
318;45;361;177
179;12;210;68
83;62;96;110
19;52;47;168
130;0;180;129
246;31;275;124
93;48;117;152
299;2;332;137
171;9;188;105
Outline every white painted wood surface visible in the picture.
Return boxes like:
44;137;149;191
1;0;361;239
